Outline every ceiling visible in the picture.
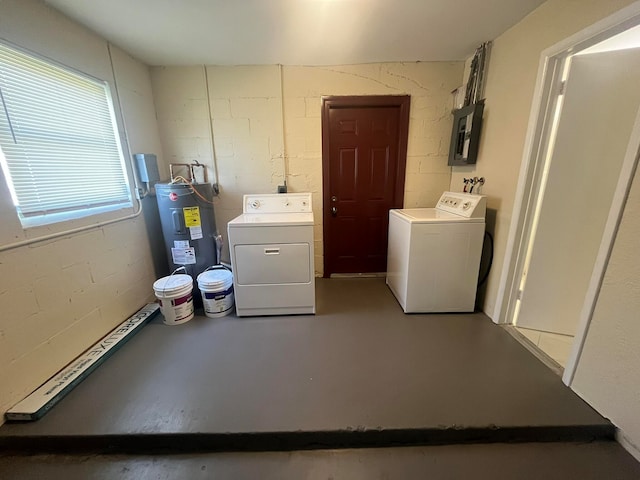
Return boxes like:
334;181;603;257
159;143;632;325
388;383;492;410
45;0;546;66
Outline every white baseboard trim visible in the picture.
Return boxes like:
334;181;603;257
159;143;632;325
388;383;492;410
617;429;640;462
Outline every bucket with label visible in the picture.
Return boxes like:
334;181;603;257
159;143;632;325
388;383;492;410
153;274;195;325
197;266;234;318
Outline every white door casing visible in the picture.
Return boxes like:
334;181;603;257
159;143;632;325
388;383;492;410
515;49;640;335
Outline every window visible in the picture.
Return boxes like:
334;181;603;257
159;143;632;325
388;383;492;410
0;41;132;228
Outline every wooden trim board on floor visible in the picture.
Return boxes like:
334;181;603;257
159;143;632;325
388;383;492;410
5;303;160;422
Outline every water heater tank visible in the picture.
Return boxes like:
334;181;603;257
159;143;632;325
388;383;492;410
156;183;218;298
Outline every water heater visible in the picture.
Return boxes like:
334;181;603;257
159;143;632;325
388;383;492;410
156;183;218;298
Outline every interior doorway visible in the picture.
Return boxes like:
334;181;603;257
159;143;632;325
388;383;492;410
515;47;640;365
321;95;410;277
498;13;640;378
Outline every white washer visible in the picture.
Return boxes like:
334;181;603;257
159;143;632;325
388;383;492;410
386;192;486;313
228;193;315;317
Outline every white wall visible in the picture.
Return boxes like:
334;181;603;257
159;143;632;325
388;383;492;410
455;0;639;453
150;62;463;272
450;0;637;319
0;0;162;420
572;163;640;455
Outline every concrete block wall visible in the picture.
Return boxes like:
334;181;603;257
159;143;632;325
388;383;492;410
207;66;286;232
283;63;462;272
0;1;161;419
150;62;463;273
0;220;156;415
151;65;285;262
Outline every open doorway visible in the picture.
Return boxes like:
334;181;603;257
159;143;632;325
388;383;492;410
499;14;640;376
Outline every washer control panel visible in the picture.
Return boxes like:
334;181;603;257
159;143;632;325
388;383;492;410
244;193;312;214
436;191;486;218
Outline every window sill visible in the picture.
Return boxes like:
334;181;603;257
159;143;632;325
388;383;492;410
19;202;133;229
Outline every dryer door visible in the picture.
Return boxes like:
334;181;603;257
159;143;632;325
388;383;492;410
234;243;311;285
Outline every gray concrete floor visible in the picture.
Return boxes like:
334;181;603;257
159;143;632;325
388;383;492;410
2;278;639;477
2;442;640;479
0;278;614;453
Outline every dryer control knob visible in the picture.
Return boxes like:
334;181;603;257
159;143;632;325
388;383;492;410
249;199;261;209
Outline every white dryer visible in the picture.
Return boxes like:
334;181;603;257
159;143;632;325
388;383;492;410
386;192;486;313
228;193;315;317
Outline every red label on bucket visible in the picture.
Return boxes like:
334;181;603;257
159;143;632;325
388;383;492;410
169;192;178;201
172;293;193;306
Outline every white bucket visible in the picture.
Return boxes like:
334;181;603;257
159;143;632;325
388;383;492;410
153;274;194;325
197;267;234;318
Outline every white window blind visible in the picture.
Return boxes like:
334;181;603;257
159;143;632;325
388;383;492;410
0;42;132;227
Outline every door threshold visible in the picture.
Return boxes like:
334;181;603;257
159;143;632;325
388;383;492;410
330;273;386;278
503;325;564;377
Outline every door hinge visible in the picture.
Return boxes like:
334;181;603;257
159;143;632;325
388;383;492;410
558;80;566;96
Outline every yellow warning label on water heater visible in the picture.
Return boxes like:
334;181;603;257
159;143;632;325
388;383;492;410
183;206;201;227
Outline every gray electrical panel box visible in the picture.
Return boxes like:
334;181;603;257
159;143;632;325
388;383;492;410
448;101;484;166
134;153;160;183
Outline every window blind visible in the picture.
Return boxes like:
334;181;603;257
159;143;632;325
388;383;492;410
0;42;131;225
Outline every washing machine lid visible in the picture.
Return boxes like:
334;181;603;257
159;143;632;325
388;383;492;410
391;208;484;224
228;212;314;227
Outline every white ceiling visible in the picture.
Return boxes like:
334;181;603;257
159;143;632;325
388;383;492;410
45;0;545;66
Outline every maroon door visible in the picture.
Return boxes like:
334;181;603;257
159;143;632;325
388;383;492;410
322;96;410;276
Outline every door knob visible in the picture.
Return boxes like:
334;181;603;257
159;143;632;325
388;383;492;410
331;206;337;216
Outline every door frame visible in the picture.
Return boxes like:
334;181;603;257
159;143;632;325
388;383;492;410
321;95;410;277
491;2;640;386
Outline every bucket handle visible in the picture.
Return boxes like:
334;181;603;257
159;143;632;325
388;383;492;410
158;266;190;302
203;264;232;273
171;266;188;276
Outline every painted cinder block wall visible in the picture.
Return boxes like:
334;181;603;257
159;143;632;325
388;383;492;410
150;62;463;272
151;65;286;265
453;0;639;453
2;0;637;455
0;0;162;419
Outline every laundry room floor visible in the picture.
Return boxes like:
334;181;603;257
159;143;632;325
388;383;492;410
1;278;639;478
2;442;640;480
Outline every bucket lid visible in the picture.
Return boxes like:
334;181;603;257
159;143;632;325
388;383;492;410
197;269;233;288
153;274;193;295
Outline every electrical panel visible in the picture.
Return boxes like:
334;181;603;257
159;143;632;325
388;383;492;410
448;100;484;166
